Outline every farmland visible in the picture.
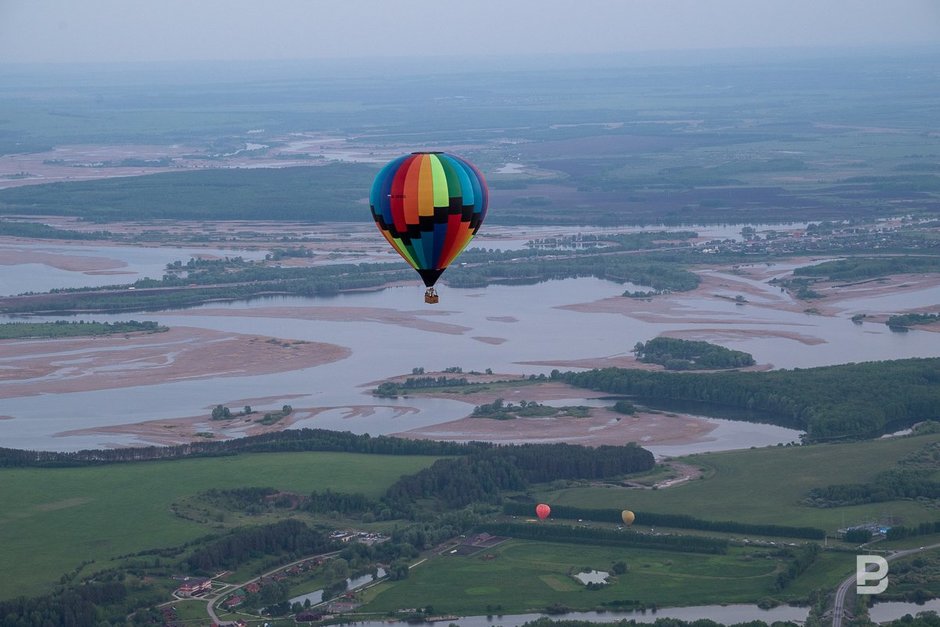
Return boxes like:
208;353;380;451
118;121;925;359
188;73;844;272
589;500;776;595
0;451;439;599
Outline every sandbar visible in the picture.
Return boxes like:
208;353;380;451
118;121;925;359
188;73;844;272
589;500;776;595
51;375;720;450
171;305;471;335
0;326;350;398
390;378;717;447
0;246;128;273
55;403;418;447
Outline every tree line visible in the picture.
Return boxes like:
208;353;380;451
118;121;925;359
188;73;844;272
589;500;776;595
0;219;111;241
481;522;728;555
0;428;481;468
805;439;940;506
0;581;128;627
0;320;166;340
887;312;940;330
384;443;654;511
560;358;940;441
804;468;940;507
374;376;470;397
185;519;333;573
773;543;821;590
0;261;417;314
472;399;589;420
446;252;700;293
885;519;940;541
501;503;825;540
0;255;701;316
793;256;940;282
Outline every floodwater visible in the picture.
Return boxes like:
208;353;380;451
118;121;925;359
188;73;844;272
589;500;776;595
2;233;939;452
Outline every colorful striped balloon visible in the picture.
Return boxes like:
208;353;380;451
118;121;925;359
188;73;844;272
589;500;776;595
370;152;488;291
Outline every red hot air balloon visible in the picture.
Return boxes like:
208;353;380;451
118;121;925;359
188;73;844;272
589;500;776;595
535;503;551;520
370;152;488;303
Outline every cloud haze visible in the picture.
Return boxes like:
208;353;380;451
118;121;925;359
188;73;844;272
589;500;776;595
1;0;939;64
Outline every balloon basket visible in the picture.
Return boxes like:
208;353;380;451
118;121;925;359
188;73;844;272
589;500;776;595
424;287;439;304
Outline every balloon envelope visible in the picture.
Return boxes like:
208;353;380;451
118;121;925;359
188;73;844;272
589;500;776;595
370;152;488;288
621;510;635;526
535;503;551;520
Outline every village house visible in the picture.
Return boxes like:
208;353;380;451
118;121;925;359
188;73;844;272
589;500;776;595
175;576;212;597
223;594;244;609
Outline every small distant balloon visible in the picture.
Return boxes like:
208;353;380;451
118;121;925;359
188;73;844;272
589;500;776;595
535;503;551;520
621;510;635;526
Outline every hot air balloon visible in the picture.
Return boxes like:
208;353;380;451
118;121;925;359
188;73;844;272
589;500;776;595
621;510;635;526
370;152;488;303
535;503;551;520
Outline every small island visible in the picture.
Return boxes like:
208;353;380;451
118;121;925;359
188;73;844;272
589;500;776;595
471;398;590;420
633;337;756;370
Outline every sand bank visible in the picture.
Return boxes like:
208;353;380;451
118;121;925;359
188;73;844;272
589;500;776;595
171;305;471;335
390;379;717;446
55;403;417;447
0;326;350;398
0;246;129;273
51;374;719;449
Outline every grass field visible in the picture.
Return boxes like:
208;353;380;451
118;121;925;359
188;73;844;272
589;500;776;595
361;539;786;614
0;452;438;600
536;433;940;534
165;599;212;623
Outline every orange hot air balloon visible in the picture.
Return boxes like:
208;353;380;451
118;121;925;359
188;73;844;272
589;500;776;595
621;510;635;526
535;503;551;520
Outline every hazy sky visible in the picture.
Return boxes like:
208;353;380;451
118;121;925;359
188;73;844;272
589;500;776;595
1;0;938;64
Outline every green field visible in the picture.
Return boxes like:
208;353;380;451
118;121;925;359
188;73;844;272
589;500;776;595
361;539;785;614
0;452;438;600
536;433;940;534
2;434;938;619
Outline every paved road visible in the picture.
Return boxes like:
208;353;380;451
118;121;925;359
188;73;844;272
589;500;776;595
196;550;341;626
831;542;940;627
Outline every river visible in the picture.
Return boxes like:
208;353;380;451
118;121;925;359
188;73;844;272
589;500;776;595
2;229;939;452
340;604;810;626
